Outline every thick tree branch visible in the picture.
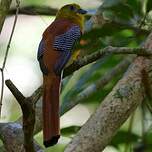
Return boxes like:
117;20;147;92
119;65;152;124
64;34;152;152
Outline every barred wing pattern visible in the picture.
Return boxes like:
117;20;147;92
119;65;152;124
53;25;81;75
53;25;81;52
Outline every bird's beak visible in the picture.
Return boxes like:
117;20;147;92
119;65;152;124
77;9;87;14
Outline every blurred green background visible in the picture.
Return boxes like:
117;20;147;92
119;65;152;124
0;0;152;151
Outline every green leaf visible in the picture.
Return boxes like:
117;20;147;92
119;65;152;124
61;126;81;137
110;131;139;147
146;0;152;13
126;0;143;15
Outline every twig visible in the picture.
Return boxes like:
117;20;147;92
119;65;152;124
5;80;25;103
9;5;58;16
0;0;20;116
64;46;151;77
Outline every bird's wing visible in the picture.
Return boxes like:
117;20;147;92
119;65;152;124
53;25;81;75
37;39;45;60
37;39;49;75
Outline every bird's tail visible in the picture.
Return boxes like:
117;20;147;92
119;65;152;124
43;74;61;147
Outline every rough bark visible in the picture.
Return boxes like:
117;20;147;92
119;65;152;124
64;34;152;152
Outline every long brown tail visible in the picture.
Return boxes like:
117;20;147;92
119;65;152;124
43;74;61;147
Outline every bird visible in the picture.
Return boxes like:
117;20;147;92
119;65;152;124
37;4;87;147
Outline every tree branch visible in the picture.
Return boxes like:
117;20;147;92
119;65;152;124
0;0;19;116
63;46;151;77
64;33;152;152
8;5;149;36
9;5;58;16
5;80;43;152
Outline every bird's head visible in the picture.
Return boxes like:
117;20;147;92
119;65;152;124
56;4;87;30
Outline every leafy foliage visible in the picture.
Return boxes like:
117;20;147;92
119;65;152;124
61;126;81;137
110;131;139;147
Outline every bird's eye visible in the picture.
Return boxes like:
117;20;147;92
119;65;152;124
69;5;75;11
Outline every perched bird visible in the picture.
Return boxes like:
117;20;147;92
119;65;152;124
37;4;87;147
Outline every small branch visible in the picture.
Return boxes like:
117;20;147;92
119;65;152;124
8;5;150;36
0;71;4;108
5;80;25;102
0;0;20;116
63;46;151;77
9;5;58;16
30;86;43;104
2;0;20;70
